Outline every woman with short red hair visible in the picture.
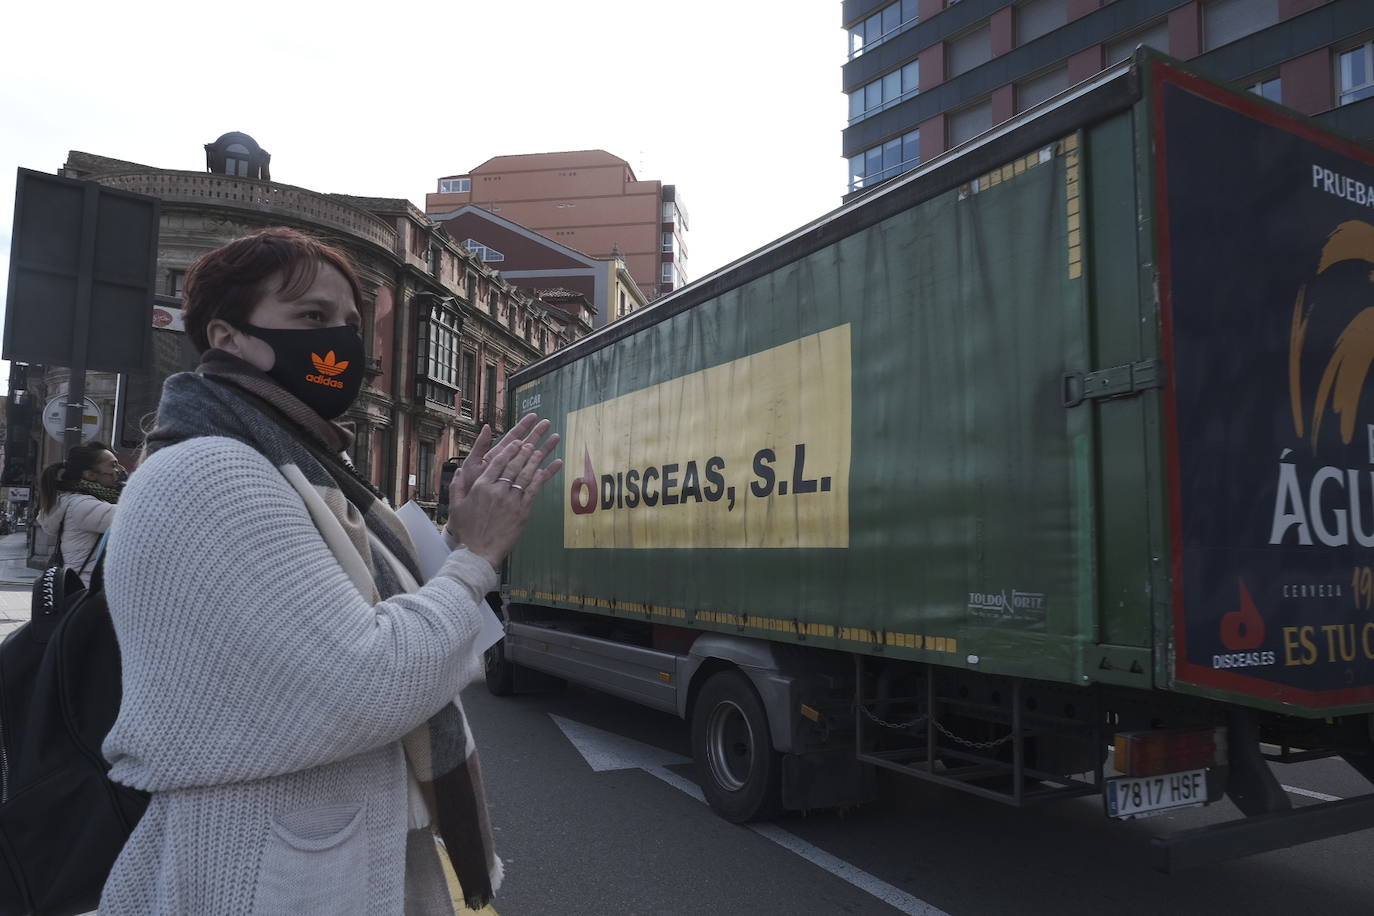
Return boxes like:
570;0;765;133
99;227;561;915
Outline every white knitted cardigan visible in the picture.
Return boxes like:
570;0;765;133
99;436;498;915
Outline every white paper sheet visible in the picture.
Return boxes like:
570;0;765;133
395;501;506;655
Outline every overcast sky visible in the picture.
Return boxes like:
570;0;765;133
0;0;848;389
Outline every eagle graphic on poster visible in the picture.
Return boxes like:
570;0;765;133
1289;220;1374;450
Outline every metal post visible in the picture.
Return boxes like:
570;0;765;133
926;664;936;773
1093;687;1106;791
1012;680;1024;804
853;654;864;757
64;184;99;456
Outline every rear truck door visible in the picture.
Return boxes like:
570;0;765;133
1070;97;1163;691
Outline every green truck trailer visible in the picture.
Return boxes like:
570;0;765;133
492;52;1374;870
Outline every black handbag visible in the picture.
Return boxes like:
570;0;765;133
0;544;148;915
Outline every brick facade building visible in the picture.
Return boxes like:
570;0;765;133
23;136;583;515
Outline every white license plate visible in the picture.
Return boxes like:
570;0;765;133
1105;769;1209;818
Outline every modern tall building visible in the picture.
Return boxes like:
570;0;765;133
842;0;1374;197
425;150;689;300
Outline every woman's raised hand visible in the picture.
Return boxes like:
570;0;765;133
448;414;562;569
449;414;541;505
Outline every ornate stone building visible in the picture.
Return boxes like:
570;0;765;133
30;133;580;514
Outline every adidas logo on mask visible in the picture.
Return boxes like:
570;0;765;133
307;351;349;388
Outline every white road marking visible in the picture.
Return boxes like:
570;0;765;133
1281;784;1342;802
749;823;951;916
554;714;948;916
644;764;706;803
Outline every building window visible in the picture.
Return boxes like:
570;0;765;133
415;303;460;409
1339;42;1374;106
223;143;251;177
948;100;994;147
1016;0;1066;47
460;350;476;419
662;262;674;285
348;423;371;480
465;272;477;302
483;363;498;426
168;269;185;298
948;25;992;79
619;290;627;318
848;0;919;59
1105;20;1170;66
417;441;436;501
662;232;674;253
462;238;505;262
1203;0;1278;52
1248;76;1282;103
848;129;921;193
849;60;920;124
1017;66;1068;111
488;290;499;316
440;178;471;193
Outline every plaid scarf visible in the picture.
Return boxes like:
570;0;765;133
145;349;500;909
70;479;122;503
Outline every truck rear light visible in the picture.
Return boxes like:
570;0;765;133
1113;727;1226;777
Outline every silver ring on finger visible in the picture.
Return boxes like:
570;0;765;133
497;477;514;482
510;483;525;491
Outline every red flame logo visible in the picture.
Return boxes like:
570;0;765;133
1220;579;1266;651
570;446;597;515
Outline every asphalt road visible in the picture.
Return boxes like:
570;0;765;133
464;680;1374;916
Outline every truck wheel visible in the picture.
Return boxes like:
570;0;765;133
691;670;783;822
484;639;516;696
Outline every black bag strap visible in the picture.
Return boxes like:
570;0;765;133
85;532;110;590
76;533;103;576
49;503;67;567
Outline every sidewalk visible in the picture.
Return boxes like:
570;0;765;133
0;530;41;641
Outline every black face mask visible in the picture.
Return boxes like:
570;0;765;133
236;323;366;420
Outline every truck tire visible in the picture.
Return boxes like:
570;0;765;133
691;669;783;822
484;639;516;696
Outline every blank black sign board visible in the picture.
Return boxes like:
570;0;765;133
3;168;158;373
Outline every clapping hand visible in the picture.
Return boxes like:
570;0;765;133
446;414;562;568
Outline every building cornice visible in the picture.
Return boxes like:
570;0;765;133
84;168;400;257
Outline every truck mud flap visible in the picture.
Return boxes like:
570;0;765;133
1152;793;1374;872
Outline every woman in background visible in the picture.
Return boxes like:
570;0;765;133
36;440;122;582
